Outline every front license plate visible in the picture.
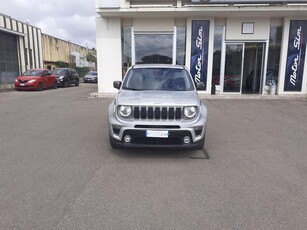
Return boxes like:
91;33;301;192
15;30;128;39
20;83;25;86
146;130;169;138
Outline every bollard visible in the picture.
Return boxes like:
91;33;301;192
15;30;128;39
211;84;216;95
270;80;277;95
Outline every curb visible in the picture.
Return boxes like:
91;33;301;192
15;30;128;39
88;92;307;100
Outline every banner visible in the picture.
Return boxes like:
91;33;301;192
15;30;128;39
190;20;209;90
284;20;307;91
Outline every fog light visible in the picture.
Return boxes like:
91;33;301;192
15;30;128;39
183;136;191;144
124;135;131;143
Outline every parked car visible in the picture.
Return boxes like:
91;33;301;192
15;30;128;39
51;68;79;87
15;69;57;91
108;64;208;149
266;70;278;85
83;71;98;83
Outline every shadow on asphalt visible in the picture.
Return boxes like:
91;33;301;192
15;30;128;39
110;147;210;160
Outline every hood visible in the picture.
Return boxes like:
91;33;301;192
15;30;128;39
116;90;200;106
16;76;41;80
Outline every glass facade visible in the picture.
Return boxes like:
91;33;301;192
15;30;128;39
0;32;19;84
212;26;223;86
266;25;282;85
224;44;243;93
135;34;173;64
117;18;307;95
121;26;186;76
121;27;132;77
176;26;186;65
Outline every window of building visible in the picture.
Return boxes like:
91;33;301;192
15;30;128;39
212;26;223;86
135;34;173;64
122;26;132;77
176;26;186;65
266;24;282;85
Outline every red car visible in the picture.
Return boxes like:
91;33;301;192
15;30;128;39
15;69;57;91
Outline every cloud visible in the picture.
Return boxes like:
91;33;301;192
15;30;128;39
1;0;97;48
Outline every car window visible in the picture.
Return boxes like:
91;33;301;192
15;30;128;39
52;69;67;75
122;68;194;91
23;70;43;76
88;71;97;76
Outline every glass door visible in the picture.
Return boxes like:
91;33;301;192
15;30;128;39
242;43;265;94
223;43;244;93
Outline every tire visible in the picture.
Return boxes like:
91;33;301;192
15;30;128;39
37;83;43;91
53;81;58;89
63;81;68;88
75;79;79;86
109;135;122;149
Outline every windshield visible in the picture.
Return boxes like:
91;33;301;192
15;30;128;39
22;70;43;76
87;71;97;76
52;69;67;75
122;68;195;91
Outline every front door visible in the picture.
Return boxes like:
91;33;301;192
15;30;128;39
242;43;265;94
222;42;265;94
223;43;244;93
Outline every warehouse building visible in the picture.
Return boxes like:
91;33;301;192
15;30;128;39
0;13;93;90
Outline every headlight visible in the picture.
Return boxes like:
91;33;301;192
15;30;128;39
59;76;64;80
28;79;37;83
15;79;18;82
118;105;132;118
183;106;197;119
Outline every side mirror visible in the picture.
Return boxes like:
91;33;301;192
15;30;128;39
196;82;205;90
113;81;122;89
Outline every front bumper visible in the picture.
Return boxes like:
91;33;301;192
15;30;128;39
15;83;38;90
108;104;207;149
84;78;97;83
110;129;205;148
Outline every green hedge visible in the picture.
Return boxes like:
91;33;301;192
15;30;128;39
74;67;92;78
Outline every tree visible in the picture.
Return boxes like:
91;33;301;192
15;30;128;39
86;49;97;65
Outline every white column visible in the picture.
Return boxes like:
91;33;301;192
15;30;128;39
96;16;122;93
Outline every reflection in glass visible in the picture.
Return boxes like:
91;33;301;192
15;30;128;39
266;26;282;85
224;44;243;93
135;34;173;64
212;26;223;85
122;27;132;77
176;26;186;65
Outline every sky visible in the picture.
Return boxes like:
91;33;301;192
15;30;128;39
1;0;97;49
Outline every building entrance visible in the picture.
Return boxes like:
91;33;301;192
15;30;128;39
223;42;265;94
242;43;265;94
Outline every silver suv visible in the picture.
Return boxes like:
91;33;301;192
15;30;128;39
108;64;208;149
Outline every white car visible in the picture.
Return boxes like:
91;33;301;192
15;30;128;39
108;64;208;149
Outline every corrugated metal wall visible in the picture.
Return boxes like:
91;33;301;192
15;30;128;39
0;13;43;88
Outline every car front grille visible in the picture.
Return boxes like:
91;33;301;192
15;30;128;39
133;137;182;145
18;80;28;83
133;106;182;120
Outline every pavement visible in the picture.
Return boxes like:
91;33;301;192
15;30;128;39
1;84;307;229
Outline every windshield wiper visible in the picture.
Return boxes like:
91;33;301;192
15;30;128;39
123;87;144;91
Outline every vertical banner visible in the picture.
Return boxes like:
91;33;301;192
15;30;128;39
190;20;210;90
284;20;307;91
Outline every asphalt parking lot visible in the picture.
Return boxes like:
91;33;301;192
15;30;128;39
0;84;307;229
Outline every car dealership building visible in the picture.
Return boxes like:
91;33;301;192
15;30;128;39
96;0;307;95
